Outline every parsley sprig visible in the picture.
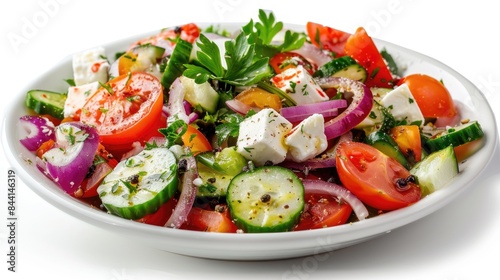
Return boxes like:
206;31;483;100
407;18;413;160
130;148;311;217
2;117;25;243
183;9;306;87
183;32;271;86
242;9;306;58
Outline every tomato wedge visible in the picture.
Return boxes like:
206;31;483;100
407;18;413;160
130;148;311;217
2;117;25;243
80;72;164;156
294;192;352;230
234;87;282;112
397;74;457;118
336;141;421;211
389;125;422;163
180;206;238;233
136;197;178;226
306;22;350;57
344;27;394;88
181;124;212;155
128;23;200;50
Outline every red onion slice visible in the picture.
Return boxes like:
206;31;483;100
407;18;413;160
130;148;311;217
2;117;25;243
316;77;374;140
302;179;369;221
18;115;56;151
42;122;99;194
164;151;198;228
280;99;347;123
225;99;254;115
165;78;189;124
292;42;333;67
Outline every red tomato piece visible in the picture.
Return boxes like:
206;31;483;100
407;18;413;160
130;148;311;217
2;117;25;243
234;87;282;112
128;23;200;50
181;125;212;155
136;197;178;226
344;27;394;88
294;193;352;230
336;141;421;211
270;52;317;75
398;74;457;118
181;206;238;233
80;72;164;157
306;22;351;57
389;125;422;163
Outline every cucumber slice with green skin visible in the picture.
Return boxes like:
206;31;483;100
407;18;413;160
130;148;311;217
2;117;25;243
179;76;219;114
314;56;367;83
410;145;458;196
365;130;410;169
97;147;178;220
195;148;247;198
196;163;233;198
226;166;305;233
424;121;484;153
161;39;193;91
131;43;165;60
25;90;67;119
196;147;248;176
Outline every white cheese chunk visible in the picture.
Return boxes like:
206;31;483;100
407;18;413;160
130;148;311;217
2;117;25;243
72;47;110;86
285;114;328;162
271;65;329;105
63;82;100;118
381;84;425;127
236;108;292;166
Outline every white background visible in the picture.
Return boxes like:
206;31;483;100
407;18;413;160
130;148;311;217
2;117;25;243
1;0;500;279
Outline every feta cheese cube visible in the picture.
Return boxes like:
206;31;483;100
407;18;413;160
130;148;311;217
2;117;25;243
63;82;100;118
381;84;425;127
73;47;110;86
271;65;329;105
285;114;328;162
236;108;292;166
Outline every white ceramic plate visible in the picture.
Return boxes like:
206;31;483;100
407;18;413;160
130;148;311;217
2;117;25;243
2;23;497;261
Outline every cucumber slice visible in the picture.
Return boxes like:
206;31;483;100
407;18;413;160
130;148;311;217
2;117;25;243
365;130;410;169
97;147;179;220
131;43;165;60
314;56;367;83
410;145;458;196
425;121;484;152
196;147;247;176
226;166;304;233
25;90;67;119
195;148;247;198
179;76;219;114
196;163;233;198
161;39;193;91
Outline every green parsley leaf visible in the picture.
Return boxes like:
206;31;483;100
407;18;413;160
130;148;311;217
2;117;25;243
158;119;188;148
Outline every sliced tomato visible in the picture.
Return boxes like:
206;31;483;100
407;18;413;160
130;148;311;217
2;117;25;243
389;125;422;163
136;197;178;226
294;192;352;230
181;124;212;155
453;138;485;163
234;87;282;112
344;27;394;88
80;72;164;157
180;206;238;233
270;52;317;75
397;74;457;118
336;141;421;211
306;22;350;57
